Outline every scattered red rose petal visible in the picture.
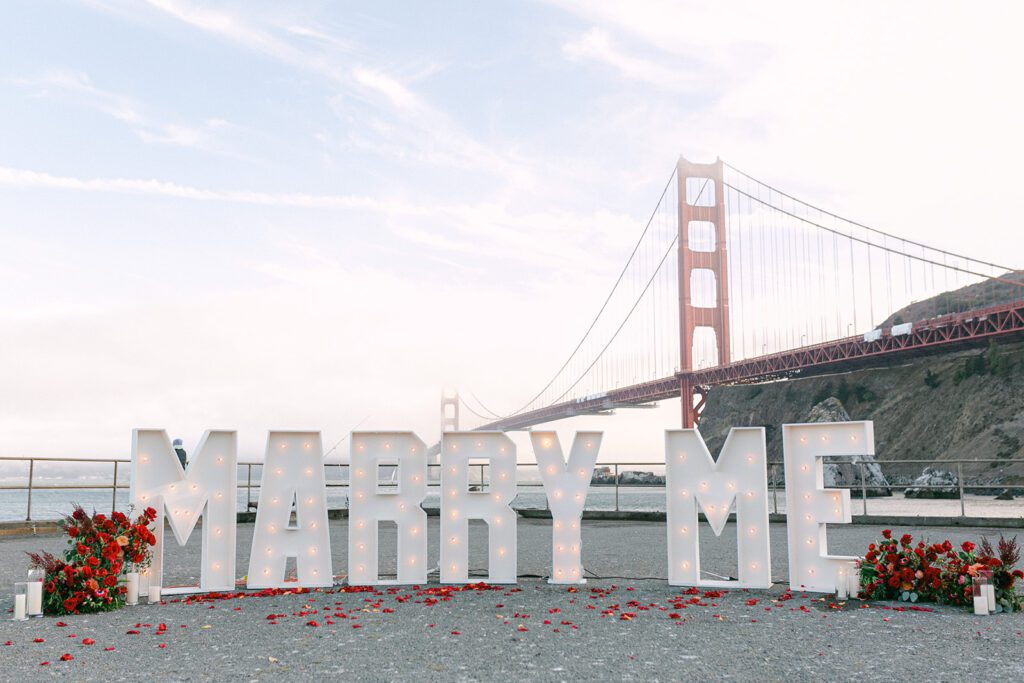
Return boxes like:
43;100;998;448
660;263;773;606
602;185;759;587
33;638;45;643
55;621;68;627
451;631;460;635
40;662;49;666
126;630;140;635
104;647;116;651
158;643;167;649
352;624;361;629
82;638;95;645
60;654;74;661
306;620;319;627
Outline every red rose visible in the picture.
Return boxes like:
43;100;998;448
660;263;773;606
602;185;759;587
76;543;89;555
63;598;77;612
961;541;975;553
882;529;892;539
72;509;87;521
900;534;913;546
68;527;79;537
103;575;117;587
86;556;100;567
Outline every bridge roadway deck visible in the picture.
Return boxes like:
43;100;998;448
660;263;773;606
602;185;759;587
478;299;1024;432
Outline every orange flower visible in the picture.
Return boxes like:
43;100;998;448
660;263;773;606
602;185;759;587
116;535;129;547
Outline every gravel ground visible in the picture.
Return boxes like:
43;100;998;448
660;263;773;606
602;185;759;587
1;519;1022;681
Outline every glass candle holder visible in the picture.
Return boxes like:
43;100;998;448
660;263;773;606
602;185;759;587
972;579;990;616
13;583;28;621
977;570;996;611
27;568;44;617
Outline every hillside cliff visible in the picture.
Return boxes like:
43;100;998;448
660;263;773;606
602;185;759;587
698;339;1024;485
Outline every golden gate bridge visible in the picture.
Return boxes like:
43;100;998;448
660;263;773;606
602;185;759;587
447;157;1024;433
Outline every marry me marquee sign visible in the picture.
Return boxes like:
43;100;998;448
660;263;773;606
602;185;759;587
130;421;874;595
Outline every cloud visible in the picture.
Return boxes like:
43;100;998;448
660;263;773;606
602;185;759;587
12;69;226;150
563;27;703;92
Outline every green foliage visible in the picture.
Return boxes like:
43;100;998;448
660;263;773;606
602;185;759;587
924;369;942;389
746;385;763;399
953;341;1012;385
811;381;833;405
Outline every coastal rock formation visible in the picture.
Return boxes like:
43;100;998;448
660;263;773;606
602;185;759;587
904;467;960;499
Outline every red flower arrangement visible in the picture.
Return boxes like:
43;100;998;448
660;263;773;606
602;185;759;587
857;529;1023;612
27;504;157;616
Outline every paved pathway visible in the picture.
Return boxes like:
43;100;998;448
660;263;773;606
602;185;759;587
2;519;1021;681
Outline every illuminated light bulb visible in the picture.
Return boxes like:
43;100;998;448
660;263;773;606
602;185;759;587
572;568;579;576
834;508;840;514
803;493;811;501
749;527;756;535
214;527;221;536
216;456;224;464
410;527;419;535
475;441;482;449
309;546;317;555
169;484;176;491
280;443;287;450
553;491;562;499
410;446;417;453
570;545;578;552
356;493;364;500
799;436;808;444
357;443;364;451
357;520;364;528
578;469;587;478
450;444;457;451
494;516;502;525
680;527;688;535
821;434;830;442
304;468;313;477
804;514;812;521
307;497;314;505
399;503;406;511
542;439;551;448
751;563;758;570
746;491;755;498
266;547;273;555
808;568;816;575
850;434;858;442
492;493;501;502
681;561;689;570
680;490;688;498
412;474;421;482
384;442;391;449
312;569;319;576
140;495;148;502
575;493;582;501
215;491;223;499
140;455;148;463
500;472;508;480
450;511;458;519
500;446;506;453
304;442;311;450
263;569;270;576
706;504;715;512
801;465;809;472
449;536;457;545
556;569;563;576
274;468;282;477
806;538;815;545
570;521;577;529
358;565;365;573
449;467;457;475
746;455;754;463
498;548;506;556
310;522;317;529
358;543;366;550
832;494;839;502
554;521;562;530
727;482;735;490
557;544;564;552
271;497;279;504
212;563;220;571
356;469;364;477
700;481;708;489
450;563;458;572
449;489;457;498
173;509;180;516
547;465;557;475
269;524;276;532
409;557;416;564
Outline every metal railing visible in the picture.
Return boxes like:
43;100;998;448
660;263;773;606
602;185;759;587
1;455;1022;522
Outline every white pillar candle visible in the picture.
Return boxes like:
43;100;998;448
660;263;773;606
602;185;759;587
973;594;989;615
848;573;860;599
126;572;139;606
986;584;996;612
13;594;27;621
148;584;162;604
835;571;848;599
26;581;42;617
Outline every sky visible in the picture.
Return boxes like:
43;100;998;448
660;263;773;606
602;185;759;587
1;1;1023;462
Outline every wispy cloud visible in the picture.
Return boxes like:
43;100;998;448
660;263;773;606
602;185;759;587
12;69;228;150
563;27;703;92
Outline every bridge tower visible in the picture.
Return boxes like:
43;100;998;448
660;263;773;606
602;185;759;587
440;391;459;435
677;157;731;427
